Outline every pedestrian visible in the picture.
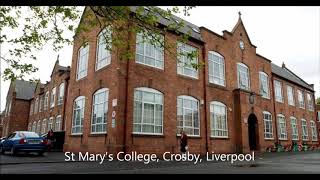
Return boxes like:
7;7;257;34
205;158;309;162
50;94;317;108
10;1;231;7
47;129;54;151
180;130;188;153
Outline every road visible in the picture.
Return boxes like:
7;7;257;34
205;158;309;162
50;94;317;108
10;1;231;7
1;151;320;174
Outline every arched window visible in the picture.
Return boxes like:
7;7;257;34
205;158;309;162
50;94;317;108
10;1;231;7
310;121;317;141
34;97;39;114
91;88;109;133
237;63;250;90
210;101;227;137
277;114;287;140
50;87;56;108
301;119;308;141
133;87;163;135
208;51;225;86
96;27;112;70
42;119;47;134
37;120;41;134
177;95;200;136
55;115;62;131
290;117;298;140
263;111;273;139
48;117;54;131
259;72;269;98
58;83;65;105
76;43;89;80
32;122;36;132
44;91;49;110
72;96;85;134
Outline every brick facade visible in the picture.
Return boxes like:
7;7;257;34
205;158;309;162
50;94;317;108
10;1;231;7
63;8;319;155
2;80;36;137
28;60;70;135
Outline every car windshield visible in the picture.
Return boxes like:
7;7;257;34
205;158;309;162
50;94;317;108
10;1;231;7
18;132;40;138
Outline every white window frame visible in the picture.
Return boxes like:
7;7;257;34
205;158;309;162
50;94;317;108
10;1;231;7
42;119;47;134
48;117;54;131
39;96;43;112
28;123;32;131
96;27;112;71
135;31;164;70
274;80;283;103
76;43;89;80
259;72;269;99
30;102;34;115
208;51;225;86
301;119;308;141
177;95;200;137
44;91;49;110
277;114;287;140
237;63;250;90
133;87;163;135
297;90;305;109
210;101;228;138
32;122;36;132
310;121;317;141
58;83;65;105
34;97;39;114
50;87;56;108
307;93;314;111
91;88;109;134
37;120;41;134
55;115;62;131
290;117;299;140
287;85;295;106
318;111;320;122
177;42;198;79
263;111;273;139
72;96;85;135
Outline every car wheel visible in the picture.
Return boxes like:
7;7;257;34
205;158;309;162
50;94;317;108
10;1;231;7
10;146;17;156
38;151;44;156
0;146;5;154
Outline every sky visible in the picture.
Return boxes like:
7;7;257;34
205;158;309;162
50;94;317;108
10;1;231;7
1;6;320;111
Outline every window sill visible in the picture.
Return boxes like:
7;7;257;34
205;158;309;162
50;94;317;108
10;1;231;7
264;138;274;141
278;138;288;141
88;133;107;137
132;133;164;138
95;64;111;73
135;62;164;72
207;83;227;91
177;74;199;81
76;76;88;82
176;134;201;139
210;136;229;140
69;133;83;137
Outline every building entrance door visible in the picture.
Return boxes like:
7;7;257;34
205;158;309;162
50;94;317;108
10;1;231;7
248;114;259;150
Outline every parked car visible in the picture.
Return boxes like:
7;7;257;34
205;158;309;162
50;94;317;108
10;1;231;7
0;131;48;156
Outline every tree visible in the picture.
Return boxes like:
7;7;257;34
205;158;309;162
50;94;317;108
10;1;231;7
316;97;320;105
0;6;197;82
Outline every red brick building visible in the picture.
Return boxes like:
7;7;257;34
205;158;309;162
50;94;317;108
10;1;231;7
63;7;319;155
28;60;70;136
0;112;3;137
317;104;320;139
2;80;37;137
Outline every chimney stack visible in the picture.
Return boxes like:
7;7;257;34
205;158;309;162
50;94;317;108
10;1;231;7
282;62;286;68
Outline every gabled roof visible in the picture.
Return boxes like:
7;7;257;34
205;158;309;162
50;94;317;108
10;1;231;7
50;58;70;78
77;7;203;42
223;16;257;48
271;63;314;91
130;7;203;42
13;80;37;100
